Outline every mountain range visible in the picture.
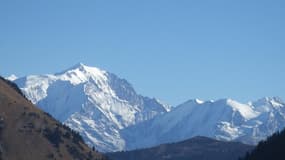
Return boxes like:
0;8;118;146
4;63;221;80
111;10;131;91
10;63;285;152
122;97;285;150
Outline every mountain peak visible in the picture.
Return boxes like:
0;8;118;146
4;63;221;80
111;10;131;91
56;63;103;75
71;62;89;69
65;62;89;72
253;96;284;108
259;96;283;103
54;63;108;85
14;63;170;152
77;62;86;66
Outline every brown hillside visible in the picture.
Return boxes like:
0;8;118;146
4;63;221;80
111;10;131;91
0;77;107;160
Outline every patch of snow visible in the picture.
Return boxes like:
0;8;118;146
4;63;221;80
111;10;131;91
6;74;18;81
226;99;260;120
195;98;204;104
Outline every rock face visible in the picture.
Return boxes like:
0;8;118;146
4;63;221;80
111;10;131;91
0;77;106;160
13;63;170;152
107;136;254;160
122;98;285;150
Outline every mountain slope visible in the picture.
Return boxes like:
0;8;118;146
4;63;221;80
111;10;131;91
107;136;253;160
13;63;170;152
0;77;106;160
122;98;285;150
240;128;285;160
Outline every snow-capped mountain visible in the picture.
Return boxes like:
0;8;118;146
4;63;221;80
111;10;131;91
13;63;171;152
122;97;285;150
10;63;285;152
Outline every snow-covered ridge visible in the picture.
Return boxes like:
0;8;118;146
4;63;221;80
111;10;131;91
226;99;259;120
13;63;170;152
122;97;285;150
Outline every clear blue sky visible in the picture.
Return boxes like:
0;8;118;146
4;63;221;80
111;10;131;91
1;0;284;105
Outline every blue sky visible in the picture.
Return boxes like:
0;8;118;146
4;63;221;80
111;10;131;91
1;0;285;105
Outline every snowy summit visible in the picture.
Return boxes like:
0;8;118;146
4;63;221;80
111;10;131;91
13;63;170;152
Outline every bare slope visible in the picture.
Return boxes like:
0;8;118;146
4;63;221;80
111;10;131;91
0;77;106;160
